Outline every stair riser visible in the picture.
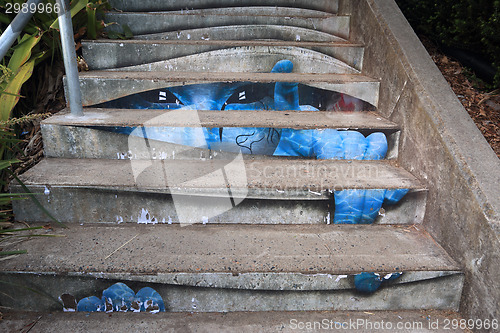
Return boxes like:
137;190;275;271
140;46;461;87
105;13;350;39
0;272;463;312
68;77;380;108
133;25;347;43
10;185;425;225
107;0;339;13
82;42;364;71
41;124;400;160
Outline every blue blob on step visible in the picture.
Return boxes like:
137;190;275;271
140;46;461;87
271;59;294;73
135;287;166;313
354;272;403;294
312;129;343;159
273;129;316;157
333;189;409;224
333;189;365;224
384;189;410;204
313;129;388;161
169;82;247;111
360;189;386;224
76;296;105;312
339;131;367;160
354;272;383;293
364;132;388;160
102;282;135;312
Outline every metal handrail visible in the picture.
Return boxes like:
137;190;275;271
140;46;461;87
0;0;83;116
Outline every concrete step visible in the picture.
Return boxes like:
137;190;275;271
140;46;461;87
104;9;350;38
70;71;380;107
107;0;339;13
82;40;364;71
0;224;463;312
41;108;400;160
133;24;349;43
11;158;426;224
0;310;467;332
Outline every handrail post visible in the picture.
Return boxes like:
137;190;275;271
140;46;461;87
0;0;43;60
56;0;84;116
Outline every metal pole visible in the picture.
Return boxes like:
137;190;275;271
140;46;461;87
0;0;43;61
56;0;84;116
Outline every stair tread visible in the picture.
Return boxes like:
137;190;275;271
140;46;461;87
2;224;460;275
0;310;466;332
78;70;378;83
106;7;337;18
17;158;422;194
106;0;339;13
45;108;397;131
82;39;360;47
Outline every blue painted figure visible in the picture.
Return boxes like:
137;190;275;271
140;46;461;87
76;296;105;312
76;282;166;313
98;59;409;223
102;282;135;312
135;287;166;313
354;272;402;294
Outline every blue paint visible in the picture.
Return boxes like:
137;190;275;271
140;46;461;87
333;189;409;224
354;272;403;294
76;282;165;313
93;59;408;224
76;296;105;312
102;282;135;312
135;287;166;312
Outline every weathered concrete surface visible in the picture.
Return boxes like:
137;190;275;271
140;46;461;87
43;109;397;130
134;24;347;42
0;224;462;311
0;310;468;332
0;272;464;312
105;9;350;38
346;0;500;321
0;224;460;278
83;42;363;72
41;108;399;158
14;158;422;192
11;158;423;224
41;109;401;161
70;71;380;107
108;0;339;13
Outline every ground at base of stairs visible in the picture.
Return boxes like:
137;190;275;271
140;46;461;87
0;310;469;332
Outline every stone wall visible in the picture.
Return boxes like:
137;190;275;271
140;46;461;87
345;0;500;321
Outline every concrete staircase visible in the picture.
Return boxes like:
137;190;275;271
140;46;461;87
3;0;464;320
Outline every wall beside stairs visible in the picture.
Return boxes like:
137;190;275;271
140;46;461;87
343;0;500;321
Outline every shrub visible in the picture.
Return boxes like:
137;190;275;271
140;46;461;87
396;0;500;87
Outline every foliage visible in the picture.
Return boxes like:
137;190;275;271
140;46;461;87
0;0;110;121
396;0;500;87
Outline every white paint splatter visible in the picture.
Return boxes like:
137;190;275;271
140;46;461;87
308;190;322;196
138;208;156;224
335;275;348;282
